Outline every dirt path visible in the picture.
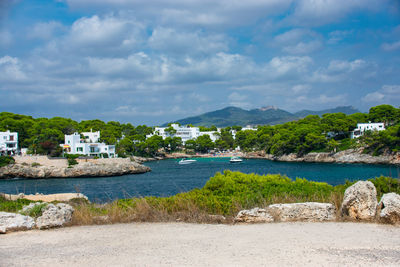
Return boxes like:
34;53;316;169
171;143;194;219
1;222;399;266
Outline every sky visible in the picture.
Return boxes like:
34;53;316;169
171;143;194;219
0;0;399;125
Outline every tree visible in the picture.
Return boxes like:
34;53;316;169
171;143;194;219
369;105;399;126
195;135;214;153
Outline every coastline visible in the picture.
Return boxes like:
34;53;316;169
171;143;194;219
148;149;400;165
0;156;151;179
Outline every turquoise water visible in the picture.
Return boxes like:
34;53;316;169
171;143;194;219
0;158;398;202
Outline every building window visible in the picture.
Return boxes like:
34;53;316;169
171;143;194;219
77;147;83;152
9;135;14;141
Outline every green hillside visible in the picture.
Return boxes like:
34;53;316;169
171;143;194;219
165;106;360;127
294;106;359;118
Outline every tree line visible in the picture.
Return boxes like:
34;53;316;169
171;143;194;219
0;104;399;157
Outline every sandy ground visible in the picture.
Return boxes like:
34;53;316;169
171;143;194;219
1;222;399;266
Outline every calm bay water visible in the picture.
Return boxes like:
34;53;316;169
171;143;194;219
0;158;399;202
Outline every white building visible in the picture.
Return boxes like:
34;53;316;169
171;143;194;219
82;130;100;143
147;124;219;144
62;132;116;158
351;122;385;139
0;131;18;155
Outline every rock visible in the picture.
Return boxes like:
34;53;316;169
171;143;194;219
267;202;336;222
0;158;151;179
0;212;35;234
20;202;47;215
341;181;377;220
36;203;74;229
378;193;400;224
234;208;274;223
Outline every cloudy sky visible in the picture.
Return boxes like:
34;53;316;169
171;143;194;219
1;0;399;125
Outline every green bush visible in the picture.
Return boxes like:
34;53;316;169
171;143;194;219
65;154;79;166
20;203;48;218
31;162;41;167
118;171;337;215
0;156;15;168
0;196;34;213
369;176;400;199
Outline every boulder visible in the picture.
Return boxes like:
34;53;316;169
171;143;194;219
36;203;74;229
378;193;400;225
267;202;336;222
341;181;377;220
234;208;274;223
0;212;35;234
20;202;47;215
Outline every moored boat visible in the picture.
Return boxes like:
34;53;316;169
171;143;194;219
178;159;197;165
229;156;243;163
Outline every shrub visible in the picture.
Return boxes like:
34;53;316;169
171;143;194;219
31;162;41;167
0;196;34;213
20;203;48;218
0;156;15;168
65;154;79;166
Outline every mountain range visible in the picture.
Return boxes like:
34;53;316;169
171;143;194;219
163;106;360;127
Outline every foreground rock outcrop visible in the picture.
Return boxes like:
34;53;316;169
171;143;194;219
378;193;400;224
235;208;274;223
0;212;35;233
341;181;378;221
36;203;74;229
235;202;336;223
267;202;336;222
0;202;74;233
0;157;151;179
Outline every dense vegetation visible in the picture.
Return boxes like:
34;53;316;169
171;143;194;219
1;171;399;224
0;156;15;167
0;104;399;157
71;172;399;224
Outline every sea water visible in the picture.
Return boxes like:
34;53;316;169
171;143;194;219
0;158;398;202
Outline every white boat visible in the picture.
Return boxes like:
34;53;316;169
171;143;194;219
229;156;243;163
178;159;197;165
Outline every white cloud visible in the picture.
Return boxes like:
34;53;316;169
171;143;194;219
291;0;384;26
381;41;400;51
28;21;64;40
149;27;228;55
268;56;313;76
282;40;322;54
362;85;400;104
327;59;367;73
327;30;353;44
0;56;27;81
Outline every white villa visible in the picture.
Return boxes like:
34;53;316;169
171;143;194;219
0;131;18;155
147;124;220;144
62;130;116;158
351;122;385;139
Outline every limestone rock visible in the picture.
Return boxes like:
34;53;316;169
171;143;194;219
378;193;400;224
0;212;35;234
267;202;336;222
341;181;377;220
20;202;47;215
234;208;274;223
36;203;74;229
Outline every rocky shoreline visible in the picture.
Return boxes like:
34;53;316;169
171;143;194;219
244;149;400;165
0;157;151;179
135;149;400;165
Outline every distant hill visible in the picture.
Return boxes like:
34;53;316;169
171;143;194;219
294;106;360;118
164;105;361;127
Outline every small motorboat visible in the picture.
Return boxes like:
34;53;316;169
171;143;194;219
229;156;243;163
178;158;197;165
